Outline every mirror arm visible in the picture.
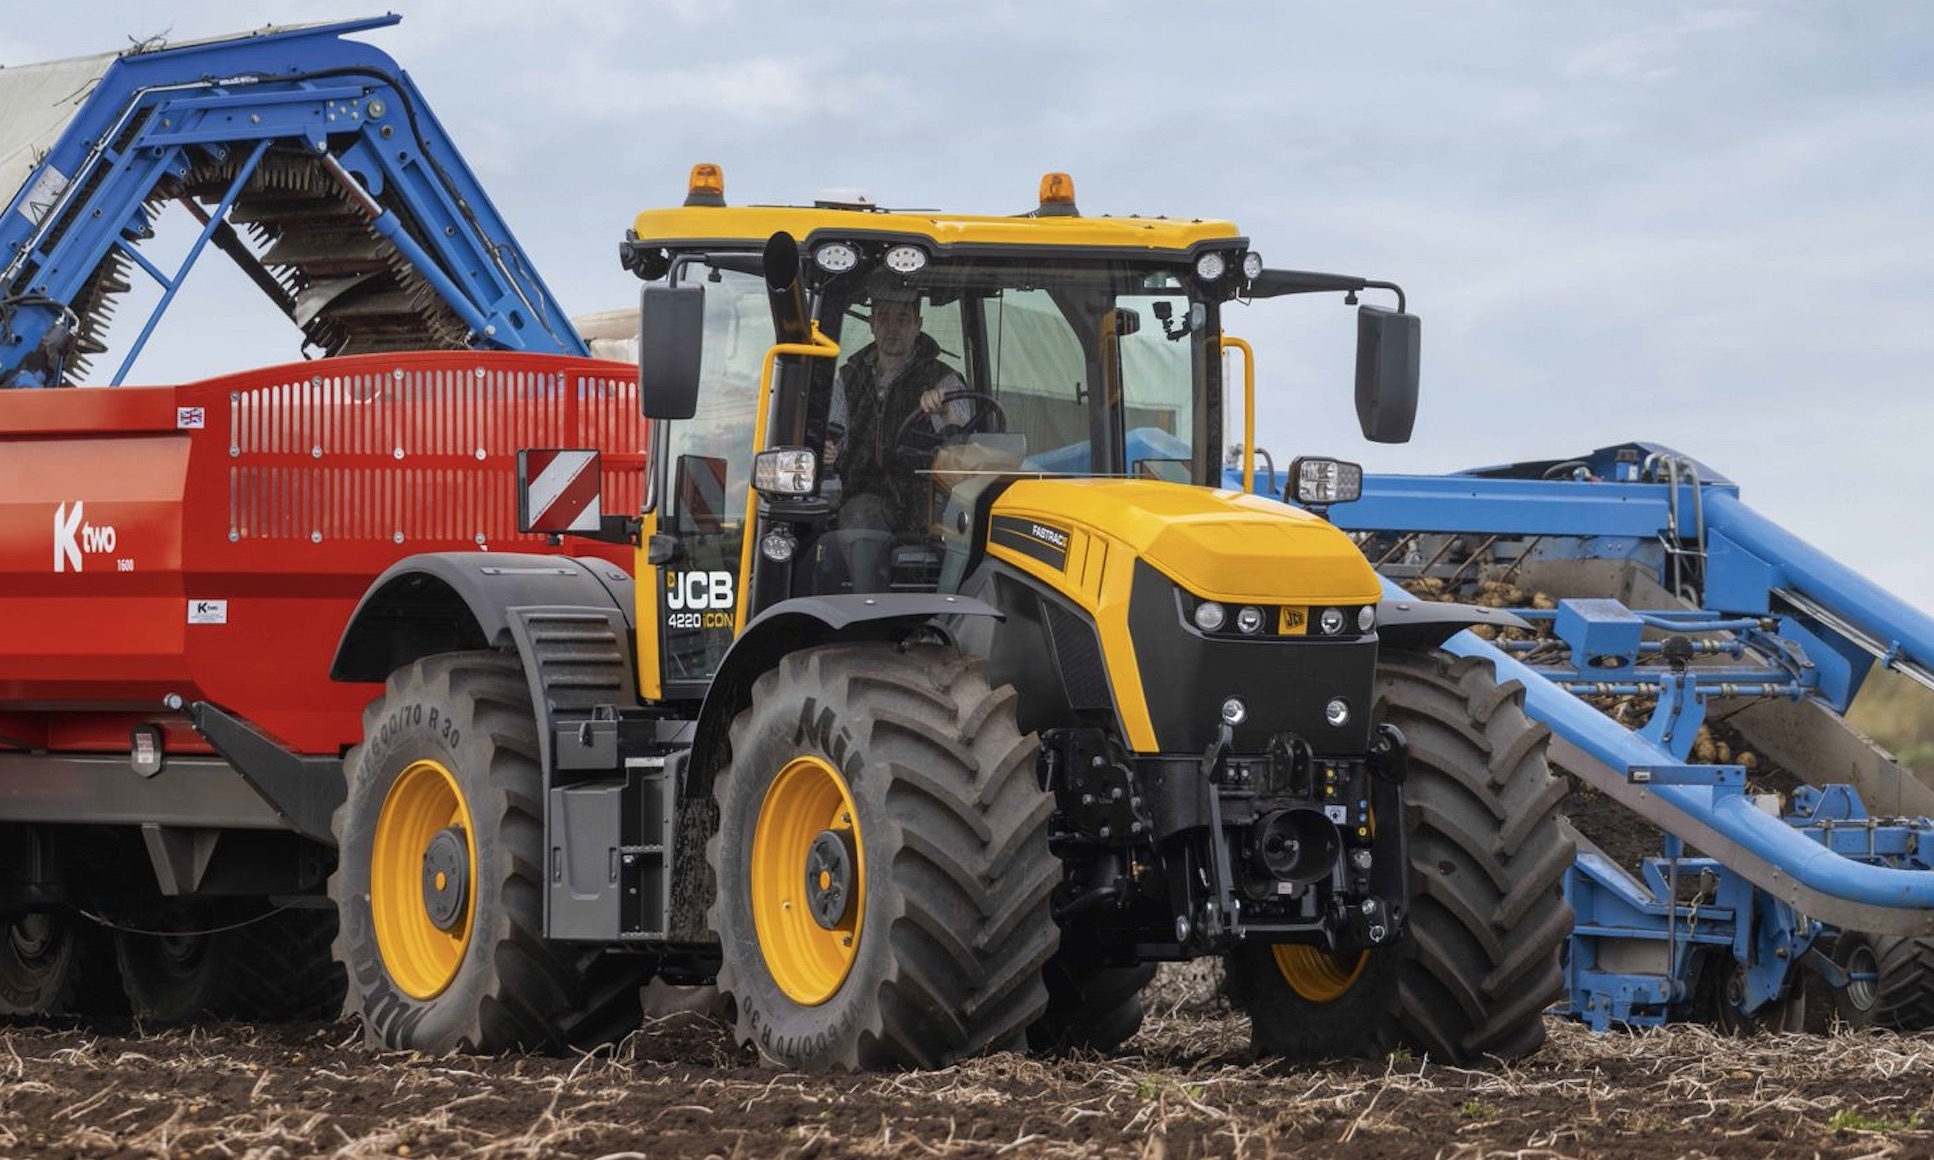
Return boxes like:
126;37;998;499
1361;279;1406;314
544;513;640;548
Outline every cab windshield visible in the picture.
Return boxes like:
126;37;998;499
813;260;1215;484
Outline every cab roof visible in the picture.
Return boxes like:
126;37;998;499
629;203;1243;257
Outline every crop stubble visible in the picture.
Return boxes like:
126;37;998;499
4;984;1933;1159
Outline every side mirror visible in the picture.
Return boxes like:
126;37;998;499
639;284;704;420
1355;304;1419;444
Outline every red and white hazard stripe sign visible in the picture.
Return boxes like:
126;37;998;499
521;449;602;532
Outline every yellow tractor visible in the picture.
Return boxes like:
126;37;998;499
327;167;1571;1068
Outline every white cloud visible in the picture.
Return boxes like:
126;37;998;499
1564;7;1759;80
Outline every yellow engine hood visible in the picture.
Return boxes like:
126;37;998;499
992;478;1380;605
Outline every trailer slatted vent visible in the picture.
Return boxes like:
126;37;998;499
224;361;643;545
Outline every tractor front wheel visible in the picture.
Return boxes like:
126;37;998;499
710;643;1057;1070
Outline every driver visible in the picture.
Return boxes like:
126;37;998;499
825;279;972;536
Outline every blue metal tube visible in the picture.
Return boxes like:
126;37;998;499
1706;491;1934;671
1389;580;1934;911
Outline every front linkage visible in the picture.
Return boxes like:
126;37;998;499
1039;720;1410;960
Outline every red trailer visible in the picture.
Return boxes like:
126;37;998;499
0;353;642;1017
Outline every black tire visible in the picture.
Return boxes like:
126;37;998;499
331;651;642;1053
114;902;238;1022
1829;933;1934;1031
1828;932;1882;1029
1701;949;1806;1034
709;642;1057;1070
111;904;345;1024
1028;937;1157;1054
1228;649;1574;1064
0;910;121;1017
229;909;347;1022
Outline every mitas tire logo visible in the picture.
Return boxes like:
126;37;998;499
54;502;119;572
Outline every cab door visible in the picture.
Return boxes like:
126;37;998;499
644;263;768;699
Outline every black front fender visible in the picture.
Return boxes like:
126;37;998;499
1375;599;1530;651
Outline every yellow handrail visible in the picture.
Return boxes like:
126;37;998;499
1220;335;1255;495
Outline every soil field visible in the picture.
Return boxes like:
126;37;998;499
4;1000;1932;1160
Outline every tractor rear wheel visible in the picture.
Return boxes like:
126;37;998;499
710;642;1057;1070
1228;649;1573;1064
332;651;641;1052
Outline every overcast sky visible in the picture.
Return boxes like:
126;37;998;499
8;2;1933;613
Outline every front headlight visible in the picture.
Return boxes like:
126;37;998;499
1193;601;1227;632
753;447;818;495
1289;457;1363;506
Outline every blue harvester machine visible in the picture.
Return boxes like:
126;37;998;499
1234;445;1934;1031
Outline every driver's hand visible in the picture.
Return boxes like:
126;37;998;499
919;386;949;414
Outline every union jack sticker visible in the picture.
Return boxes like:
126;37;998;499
176;406;205;429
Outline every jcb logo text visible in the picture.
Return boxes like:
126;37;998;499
665;570;735;611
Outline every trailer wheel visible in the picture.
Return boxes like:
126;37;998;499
0;910;119;1016
1229;649;1573;1064
230;909;346;1021
1028;936;1157;1054
1702;951;1806;1034
332;651;633;1052
114;924;229;1021
1831;934;1934;1031
710;643;1057;1070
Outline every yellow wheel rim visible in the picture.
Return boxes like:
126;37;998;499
751;756;866;1006
1272;944;1369;1003
371;758;477;1000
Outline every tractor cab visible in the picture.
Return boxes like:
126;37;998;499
619;167;1420;694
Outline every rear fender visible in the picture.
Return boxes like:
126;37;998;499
330;552;636;682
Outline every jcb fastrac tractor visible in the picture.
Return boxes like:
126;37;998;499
324;166;1569;1069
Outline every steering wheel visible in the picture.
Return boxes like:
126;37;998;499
891;388;1007;463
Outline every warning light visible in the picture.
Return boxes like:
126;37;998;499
685;163;726;207
1037;172;1079;217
